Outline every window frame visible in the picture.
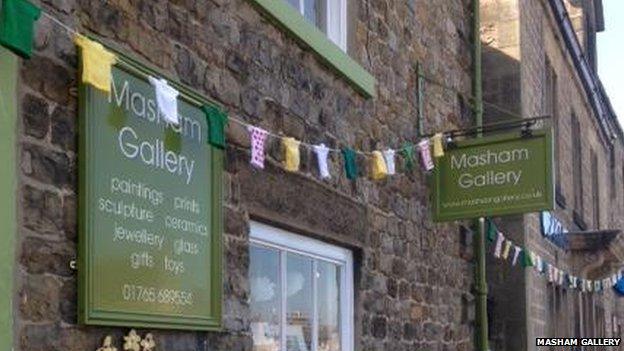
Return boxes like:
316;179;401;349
0;47;18;348
248;0;376;98
250;221;354;351
287;0;347;52
324;0;348;52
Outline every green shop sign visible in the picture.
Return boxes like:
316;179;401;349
78;56;222;330
432;130;554;222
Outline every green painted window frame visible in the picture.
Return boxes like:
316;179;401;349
0;47;17;348
248;0;376;98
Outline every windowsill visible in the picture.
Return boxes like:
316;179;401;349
248;0;376;98
573;210;587;231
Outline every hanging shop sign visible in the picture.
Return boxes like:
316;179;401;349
78;57;222;330
432;130;554;221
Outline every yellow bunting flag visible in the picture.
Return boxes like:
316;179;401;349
502;240;512;260
74;34;117;93
282;137;301;172
432;133;444;157
371;151;388;180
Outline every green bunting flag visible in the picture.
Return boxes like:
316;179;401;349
400;143;415;170
201;105;228;149
521;249;534;268
0;0;41;58
342;148;358;180
486;219;497;242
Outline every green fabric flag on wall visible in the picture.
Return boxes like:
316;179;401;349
201;104;228;149
400;143;415;171
521;249;534;268
0;0;41;58
342;148;358;180
486;219;497;242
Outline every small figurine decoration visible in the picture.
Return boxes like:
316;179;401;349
95;330;156;351
97;336;118;351
123;330;142;351
140;333;156;351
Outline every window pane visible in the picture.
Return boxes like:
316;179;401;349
325;0;346;50
250;245;281;351
287;253;313;351
303;0;318;27
317;261;341;351
286;0;299;12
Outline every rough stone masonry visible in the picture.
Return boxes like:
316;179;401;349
15;0;477;350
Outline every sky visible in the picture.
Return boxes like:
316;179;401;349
597;0;624;126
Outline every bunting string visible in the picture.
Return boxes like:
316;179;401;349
4;2;621;295
486;219;622;294
0;3;557;181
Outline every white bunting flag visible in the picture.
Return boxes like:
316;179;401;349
313;144;331;179
382;149;396;175
512;246;521;266
148;76;180;125
494;232;504;258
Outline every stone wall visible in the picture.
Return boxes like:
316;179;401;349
482;0;624;350
13;0;477;350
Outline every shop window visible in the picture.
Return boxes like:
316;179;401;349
249;222;354;351
285;0;347;51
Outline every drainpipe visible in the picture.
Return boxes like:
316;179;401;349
472;0;489;350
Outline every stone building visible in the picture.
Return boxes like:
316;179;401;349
0;0;480;350
482;0;624;350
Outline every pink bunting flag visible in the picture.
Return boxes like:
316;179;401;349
418;139;434;171
248;126;269;169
